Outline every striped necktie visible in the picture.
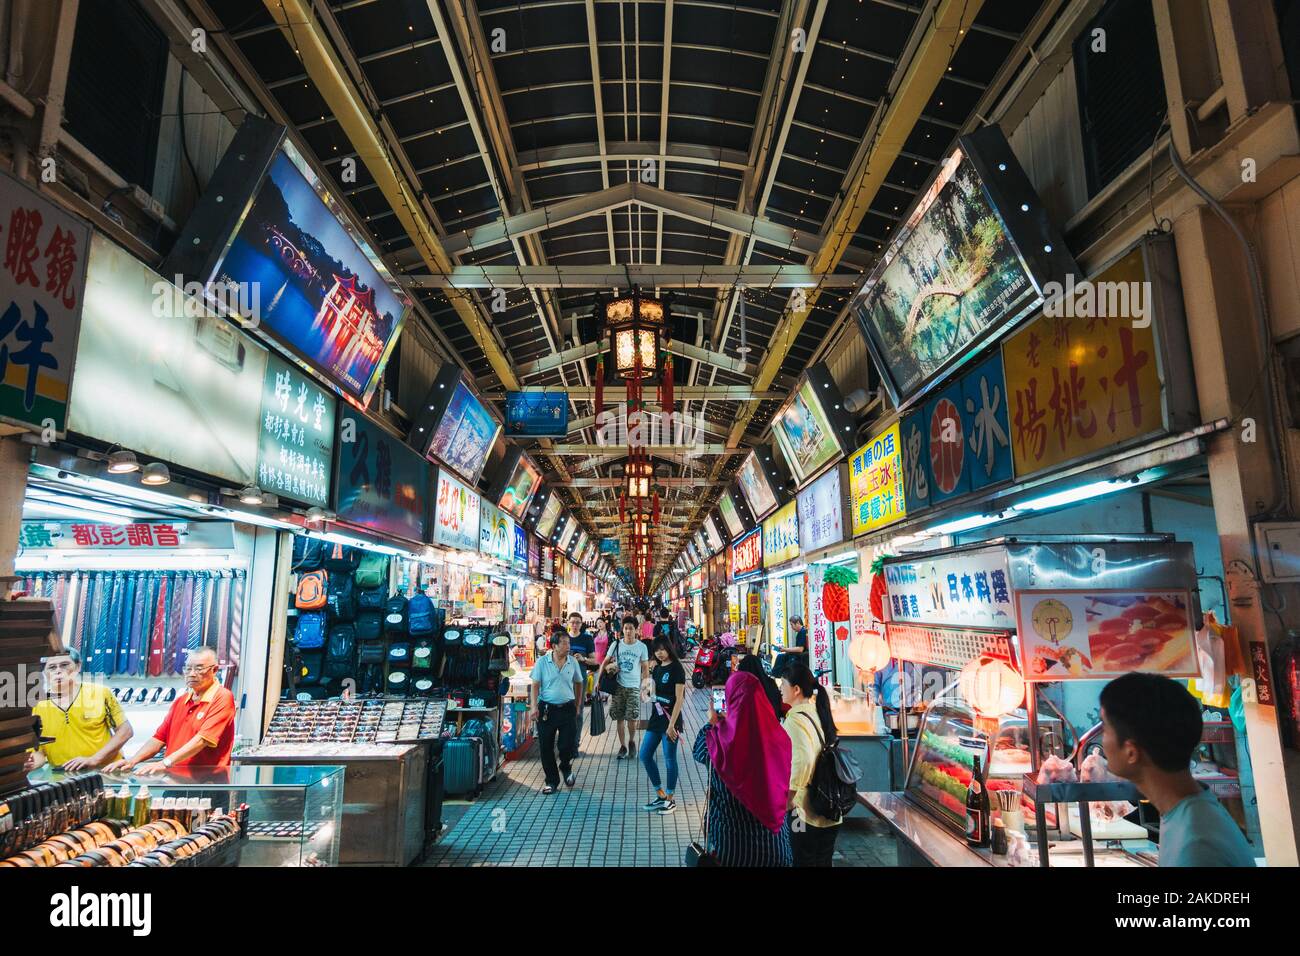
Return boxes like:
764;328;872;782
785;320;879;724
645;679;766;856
127;575;152;677
187;575;205;651
113;574;135;676
170;575;194;675
214;575;231;663
147;575;171;678
73;573;93;657
83;575;107;673
226;571;245;677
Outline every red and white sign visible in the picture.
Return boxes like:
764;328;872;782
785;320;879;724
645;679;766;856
19;521;234;550
806;564;832;687
731;527;762;579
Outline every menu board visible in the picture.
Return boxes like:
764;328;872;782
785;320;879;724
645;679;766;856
796;466;844;554
1016;589;1196;682
849;423;906;536
736;450;778;520
731;526;763;579
433;467;480;552
762;500;800;568
257;352;335;507
772;379;841;484
427;380;501;485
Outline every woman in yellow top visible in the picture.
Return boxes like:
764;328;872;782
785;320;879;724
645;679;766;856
780;660;842;866
25;648;134;772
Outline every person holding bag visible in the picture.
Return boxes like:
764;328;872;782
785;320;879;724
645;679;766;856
599;618;648;759
692;671;793;866
781;661;843;866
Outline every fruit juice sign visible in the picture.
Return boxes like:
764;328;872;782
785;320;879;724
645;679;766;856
1015;589;1197;681
850;423;907;536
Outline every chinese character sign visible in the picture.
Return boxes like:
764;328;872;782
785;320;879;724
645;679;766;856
0;171;90;433
434;468;480;552
18;521;230;550
731;527;763;578
796;466;845;554
1002;247;1163;479
769;580;786;649
882;549;1015;629
257;353;335;507
849;423;907;536
762;500;800;568
915;351;1014;507
806;564;832;687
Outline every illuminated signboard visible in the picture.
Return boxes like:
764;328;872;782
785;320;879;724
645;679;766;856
536;494;562;538
797;465;845;554
771;367;849;485
433;468;480;552
762;500;800;568
718;490;746;538
735;449;778;520
496;452;542;521
849;423;907;536
731;526;763;580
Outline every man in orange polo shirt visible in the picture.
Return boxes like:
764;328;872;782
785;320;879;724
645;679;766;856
105;647;236;774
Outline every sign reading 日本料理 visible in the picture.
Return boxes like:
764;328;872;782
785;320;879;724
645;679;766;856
882;550;1015;629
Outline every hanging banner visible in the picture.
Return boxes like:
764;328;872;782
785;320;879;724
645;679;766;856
769;579;786;649
806;564;832;687
19;521;233;551
1003;245;1167;479
433;468;480;552
334;412;428;542
849;423;907;536
0;171;90;435
762;500;800;568
504;391;569;437
257;352;335;507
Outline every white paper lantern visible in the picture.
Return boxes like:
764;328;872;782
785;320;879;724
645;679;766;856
849;629;890;672
959;657;1025;716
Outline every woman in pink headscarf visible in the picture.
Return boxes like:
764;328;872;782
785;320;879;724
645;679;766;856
692;670;793;866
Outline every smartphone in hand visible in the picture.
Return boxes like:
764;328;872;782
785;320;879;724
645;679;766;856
711;687;726;716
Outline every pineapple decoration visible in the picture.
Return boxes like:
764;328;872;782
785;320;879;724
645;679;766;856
868;554;892;623
821;564;858;624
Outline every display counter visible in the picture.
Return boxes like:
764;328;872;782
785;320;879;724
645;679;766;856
858;792;1156;867
27;764;343;867
238;743;426;866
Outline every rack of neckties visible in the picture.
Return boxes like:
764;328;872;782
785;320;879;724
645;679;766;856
18;570;246;682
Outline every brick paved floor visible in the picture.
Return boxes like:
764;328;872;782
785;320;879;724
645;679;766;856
420;664;899;867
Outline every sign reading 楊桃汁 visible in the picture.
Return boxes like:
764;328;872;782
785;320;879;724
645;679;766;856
334;412;428;542
882;550;1015;629
504;391;569;437
762;500;800;568
18;521;234;551
433;467;480;552
257;352;335;507
797;466;845;554
731;527;763;579
849;423;907;536
0;171;90;435
1002;245;1166;479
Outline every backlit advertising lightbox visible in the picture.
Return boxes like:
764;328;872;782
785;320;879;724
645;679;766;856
426;380;501;486
736;449;779;520
434;468;480;552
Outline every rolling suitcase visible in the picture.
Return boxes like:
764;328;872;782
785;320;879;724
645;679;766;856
442;736;483;798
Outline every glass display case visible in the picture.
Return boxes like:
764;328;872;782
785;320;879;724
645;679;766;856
903;701;990;835
30;765;345;867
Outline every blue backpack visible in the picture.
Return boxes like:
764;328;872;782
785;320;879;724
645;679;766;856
408;594;435;635
295;611;327;650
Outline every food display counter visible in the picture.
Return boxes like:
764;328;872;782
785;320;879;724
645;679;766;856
861;535;1201;867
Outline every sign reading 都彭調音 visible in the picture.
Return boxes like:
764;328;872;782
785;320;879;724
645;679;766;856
504;391;569;437
18;521;234;551
257;353;335;507
0;171;91;435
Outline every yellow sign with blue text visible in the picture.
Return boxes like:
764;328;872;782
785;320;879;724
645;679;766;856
762;500;800;568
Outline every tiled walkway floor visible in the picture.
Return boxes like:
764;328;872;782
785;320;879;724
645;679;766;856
421;663;899;867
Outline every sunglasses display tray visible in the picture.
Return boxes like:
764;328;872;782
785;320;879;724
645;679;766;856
246;820;327;842
264;698;447;744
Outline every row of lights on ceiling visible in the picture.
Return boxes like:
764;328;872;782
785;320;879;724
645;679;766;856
106;449;269;506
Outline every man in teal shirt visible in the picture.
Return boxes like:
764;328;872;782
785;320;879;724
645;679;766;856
1100;673;1256;867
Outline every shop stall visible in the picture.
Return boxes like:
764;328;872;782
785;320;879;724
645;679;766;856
858;534;1241;868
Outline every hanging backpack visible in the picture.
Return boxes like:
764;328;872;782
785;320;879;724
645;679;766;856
355;611;383;642
323;624;356;679
357;586;386;611
291;537;328;572
299;650;323;685
408;594;435;635
354;552;388;589
358;641;386;665
798;712;861;823
294;610;328;650
295;571;328;610
323;544;361;573
327;574;356;620
384;596;409;634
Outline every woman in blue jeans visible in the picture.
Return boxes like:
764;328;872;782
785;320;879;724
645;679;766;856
641;636;686;815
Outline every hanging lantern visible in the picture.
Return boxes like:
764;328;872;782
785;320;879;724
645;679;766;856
626;459;652;499
849;629;891;672
604;288;665;380
958;657;1025;717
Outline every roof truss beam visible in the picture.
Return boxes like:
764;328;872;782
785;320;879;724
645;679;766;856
409;265;859;289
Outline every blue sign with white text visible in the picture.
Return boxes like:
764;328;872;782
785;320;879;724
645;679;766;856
504;392;569;437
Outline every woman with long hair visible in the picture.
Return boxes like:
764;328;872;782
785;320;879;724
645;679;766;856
694;671;793;866
780;660;842;866
640;636;686;814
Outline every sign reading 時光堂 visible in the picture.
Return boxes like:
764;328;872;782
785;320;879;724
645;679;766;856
0;171;91;435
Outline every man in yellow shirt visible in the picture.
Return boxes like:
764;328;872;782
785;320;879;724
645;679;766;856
25;648;134;771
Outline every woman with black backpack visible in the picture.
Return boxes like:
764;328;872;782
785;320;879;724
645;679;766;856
780;661;842;866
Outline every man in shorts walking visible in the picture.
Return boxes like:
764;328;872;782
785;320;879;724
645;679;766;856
600;617;649;759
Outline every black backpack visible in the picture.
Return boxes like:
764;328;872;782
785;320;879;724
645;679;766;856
797;712;861;822
327;574;356;620
291;536;328;572
357;586;386;611
323;624;356;679
384;596;409;634
355;611;383;641
323;543;361;573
